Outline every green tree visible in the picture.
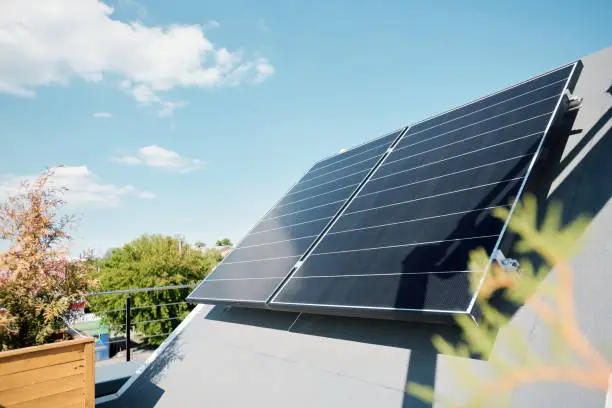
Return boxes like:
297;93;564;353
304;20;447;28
89;234;221;346
215;238;233;247
194;241;206;249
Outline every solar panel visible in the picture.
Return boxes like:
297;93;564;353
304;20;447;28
187;129;405;306
268;62;582;320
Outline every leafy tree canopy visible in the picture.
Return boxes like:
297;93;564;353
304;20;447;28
215;238;233;247
0;168;97;350
89;234;221;346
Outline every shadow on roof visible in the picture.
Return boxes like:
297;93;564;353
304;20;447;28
205;304;468;408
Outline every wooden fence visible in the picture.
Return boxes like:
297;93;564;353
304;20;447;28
0;337;94;408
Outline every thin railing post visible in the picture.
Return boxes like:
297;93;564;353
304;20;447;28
126;295;131;362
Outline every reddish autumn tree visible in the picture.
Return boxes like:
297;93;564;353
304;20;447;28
0;167;97;350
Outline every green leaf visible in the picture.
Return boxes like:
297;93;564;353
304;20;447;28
405;382;435;403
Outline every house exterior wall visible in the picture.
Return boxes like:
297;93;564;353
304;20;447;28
101;45;612;408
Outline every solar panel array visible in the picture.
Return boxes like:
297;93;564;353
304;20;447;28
187;130;405;305
188;61;581;321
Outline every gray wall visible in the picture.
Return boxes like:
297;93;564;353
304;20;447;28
101;45;612;408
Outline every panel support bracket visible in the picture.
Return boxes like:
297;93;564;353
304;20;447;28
563;89;583;111
493;249;520;272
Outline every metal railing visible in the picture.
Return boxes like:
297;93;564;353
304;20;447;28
73;283;198;362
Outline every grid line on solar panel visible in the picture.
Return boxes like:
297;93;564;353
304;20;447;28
358;155;533;199
249;216;334;235
204;257;307;281
221;254;301;265
288;157;381;192
253;203;343;235
274;183;360;209
397;100;557;153
291;236;499;276
236;234;320;249
340;177;524;217
402;95;561;147
394;111;554;156
270;238;495;311
267;186;359;219
313;205;505;253
210;276;288;281
389;128;543;167
408;78;567;137
310;235;499;256
394;99;556;156
331;171;528;238
291;270;478;278
224;236;316;263
373;140;539;191
299;152;387;184
308;130;402;174
327;205;511;236
387;130;544;177
274;173;370;208
285;168;372;196
240;219;330;247
353;158;531;214
271;271;483;312
331;180;522;234
189;278;285;303
262;198;347;221
271;302;469;313
373;132;541;182
306;142;391;176
407;64;573;132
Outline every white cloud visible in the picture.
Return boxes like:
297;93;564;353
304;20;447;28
254;61;276;83
0;166;138;208
129;83;160;104
137;190;156;199
93;112;112;118
117;0;147;18
121;81;186;117
112;155;141;165
204;20;220;29
112;145;203;173
157;100;187;118
0;0;274;100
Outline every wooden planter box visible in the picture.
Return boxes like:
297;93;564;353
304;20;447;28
0;337;95;408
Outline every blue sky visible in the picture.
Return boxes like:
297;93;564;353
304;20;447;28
1;0;610;255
